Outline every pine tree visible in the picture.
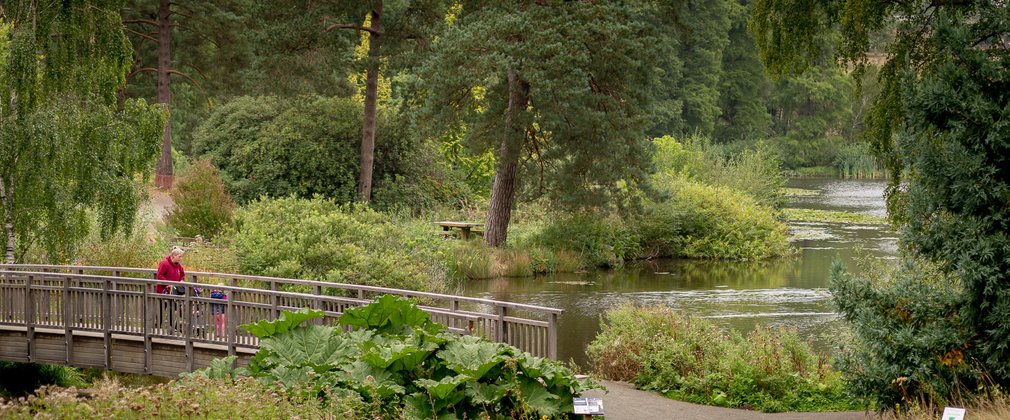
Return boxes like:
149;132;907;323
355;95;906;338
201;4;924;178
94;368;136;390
419;1;665;247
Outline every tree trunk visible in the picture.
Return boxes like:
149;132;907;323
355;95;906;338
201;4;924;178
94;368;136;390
0;177;14;264
357;4;382;203
485;69;529;248
154;0;173;190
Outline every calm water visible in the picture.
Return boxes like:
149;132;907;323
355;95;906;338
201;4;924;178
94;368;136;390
461;178;897;366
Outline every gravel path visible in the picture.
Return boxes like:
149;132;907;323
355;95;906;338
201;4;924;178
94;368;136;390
582;380;878;420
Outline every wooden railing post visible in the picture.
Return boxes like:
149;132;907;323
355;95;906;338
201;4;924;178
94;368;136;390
144;274;153;374
270;280;278;320
112;270;120;333
26;275;35;363
226;286;235;356
103;277;112;369
450;299;460;332
313;285;322;325
548;312;558;360
185;283;194;372
75;269;84;325
495;306;507;343
63;276;72;364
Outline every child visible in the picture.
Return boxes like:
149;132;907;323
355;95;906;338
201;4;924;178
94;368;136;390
209;286;227;338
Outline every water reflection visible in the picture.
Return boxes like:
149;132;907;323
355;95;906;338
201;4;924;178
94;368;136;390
463;178;895;366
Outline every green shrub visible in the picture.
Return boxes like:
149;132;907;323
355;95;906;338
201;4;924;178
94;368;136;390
193;96;467;210
523;213;641;268
232;196;451;293
653;136;785;208
831;259;980;411
587;305;858;412
217;297;595;418
166;160;235;239
175;239;240;274
73;228;163;270
641;177;791;260
0;376;367;418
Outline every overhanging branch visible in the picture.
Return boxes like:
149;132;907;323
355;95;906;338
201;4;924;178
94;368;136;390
124;27;158;43
123;18;159;27
324;22;383;35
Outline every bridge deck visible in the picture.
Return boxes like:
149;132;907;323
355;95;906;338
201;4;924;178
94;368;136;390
0;265;561;377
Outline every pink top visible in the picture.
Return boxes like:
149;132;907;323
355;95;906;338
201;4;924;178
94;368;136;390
155;256;185;294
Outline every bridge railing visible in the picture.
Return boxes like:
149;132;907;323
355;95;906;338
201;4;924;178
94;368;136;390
0;265;560;361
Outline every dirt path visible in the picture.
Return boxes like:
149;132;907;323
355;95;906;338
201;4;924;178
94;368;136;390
582;381;877;420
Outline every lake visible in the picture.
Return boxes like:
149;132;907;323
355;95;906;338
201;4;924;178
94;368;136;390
461;178;896;366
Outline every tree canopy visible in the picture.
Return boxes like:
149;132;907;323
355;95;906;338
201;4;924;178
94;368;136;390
418;0;669;245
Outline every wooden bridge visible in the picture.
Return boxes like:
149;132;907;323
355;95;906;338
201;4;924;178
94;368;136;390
0;265;561;377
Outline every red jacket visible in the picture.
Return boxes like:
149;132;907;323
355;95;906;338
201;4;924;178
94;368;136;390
156;256;185;294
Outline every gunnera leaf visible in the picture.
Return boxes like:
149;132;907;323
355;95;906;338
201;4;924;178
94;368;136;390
338;295;431;334
271;365;313;387
415;374;469;401
242;308;325;338
347;360;406;399
259;324;357;368
465;382;509;405
518;380;561;417
361;336;438;372
438;335;507;379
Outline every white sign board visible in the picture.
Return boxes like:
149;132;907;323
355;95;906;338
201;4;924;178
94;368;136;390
940;407;965;420
573;397;604;415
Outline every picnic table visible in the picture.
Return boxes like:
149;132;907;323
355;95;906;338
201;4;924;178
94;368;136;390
434;221;484;240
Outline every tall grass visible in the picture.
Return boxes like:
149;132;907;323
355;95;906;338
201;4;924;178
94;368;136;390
834;142;885;179
587;305;860;412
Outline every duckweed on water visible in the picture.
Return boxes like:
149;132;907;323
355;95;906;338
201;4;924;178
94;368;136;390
782;208;888;225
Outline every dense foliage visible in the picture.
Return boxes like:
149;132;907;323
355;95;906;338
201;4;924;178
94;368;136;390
212;297;593;418
831;260;976;410
192;95;460;208
0;3;166;263
166;161;235;239
641;136;790;260
232;196;451;292
587;305;858;412
752;0;1010;409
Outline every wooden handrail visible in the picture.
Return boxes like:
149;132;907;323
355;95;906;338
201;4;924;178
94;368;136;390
1;264;563;314
0;265;561;361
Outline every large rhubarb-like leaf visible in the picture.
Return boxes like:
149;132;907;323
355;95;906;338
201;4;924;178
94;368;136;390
347;360;406;399
518;380;561;417
338;295;434;334
415;374;469;401
242;308;324;338
270;365;313;387
438;335;507;379
361;335;438;372
464;382;508;405
259;324;356;368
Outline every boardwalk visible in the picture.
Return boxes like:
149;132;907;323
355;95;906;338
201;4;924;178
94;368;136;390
0;265;561;377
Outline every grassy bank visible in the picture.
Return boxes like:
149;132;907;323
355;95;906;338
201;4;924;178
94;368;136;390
587;305;862;412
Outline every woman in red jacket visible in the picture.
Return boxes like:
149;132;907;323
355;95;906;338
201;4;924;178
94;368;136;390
157;247;186;332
